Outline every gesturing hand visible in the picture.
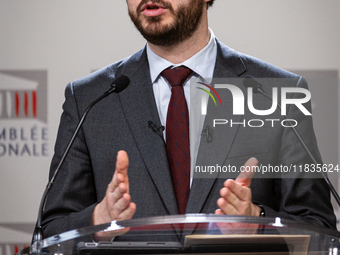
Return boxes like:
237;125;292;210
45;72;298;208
215;158;261;217
92;150;136;239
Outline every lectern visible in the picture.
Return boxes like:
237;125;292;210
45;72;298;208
19;214;340;255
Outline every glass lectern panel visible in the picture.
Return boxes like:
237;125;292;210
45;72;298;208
20;214;340;255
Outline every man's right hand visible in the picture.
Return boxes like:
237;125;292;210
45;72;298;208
92;150;136;239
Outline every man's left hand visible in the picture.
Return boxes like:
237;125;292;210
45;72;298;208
215;158;261;217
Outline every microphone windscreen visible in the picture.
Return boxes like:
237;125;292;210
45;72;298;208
112;74;130;93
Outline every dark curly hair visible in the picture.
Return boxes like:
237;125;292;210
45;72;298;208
207;0;215;8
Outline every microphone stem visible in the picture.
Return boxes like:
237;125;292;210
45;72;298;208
32;86;119;250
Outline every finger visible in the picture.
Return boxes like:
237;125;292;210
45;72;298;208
109;193;132;218
115;150;129;177
224;180;250;201
117;202;136;221
116;151;130;194
217;197;238;215
109;150;130;192
215;209;224;215
236;157;258;187
107;182;128;205
220;186;240;205
109;173;126;192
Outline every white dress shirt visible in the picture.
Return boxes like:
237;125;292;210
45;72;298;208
146;29;218;184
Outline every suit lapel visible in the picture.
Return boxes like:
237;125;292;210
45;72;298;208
186;40;247;213
118;49;178;215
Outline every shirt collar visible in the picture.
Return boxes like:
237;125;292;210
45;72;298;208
147;28;217;83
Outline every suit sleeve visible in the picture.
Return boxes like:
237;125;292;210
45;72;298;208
41;82;98;238
258;77;337;229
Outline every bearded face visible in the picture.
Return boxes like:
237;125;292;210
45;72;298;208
128;0;205;47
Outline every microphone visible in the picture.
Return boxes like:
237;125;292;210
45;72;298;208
148;121;165;138
31;75;130;251
201;126;212;143
243;75;340;207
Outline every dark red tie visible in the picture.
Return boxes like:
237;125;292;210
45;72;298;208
161;67;193;214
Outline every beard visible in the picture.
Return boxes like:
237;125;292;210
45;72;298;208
129;0;205;47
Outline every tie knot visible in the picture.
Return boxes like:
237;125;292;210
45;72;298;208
161;67;193;87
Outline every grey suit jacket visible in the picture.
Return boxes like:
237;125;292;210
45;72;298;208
41;39;336;238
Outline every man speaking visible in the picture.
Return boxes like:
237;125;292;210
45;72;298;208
40;0;336;239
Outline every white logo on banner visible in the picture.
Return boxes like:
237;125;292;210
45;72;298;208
0;70;49;157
